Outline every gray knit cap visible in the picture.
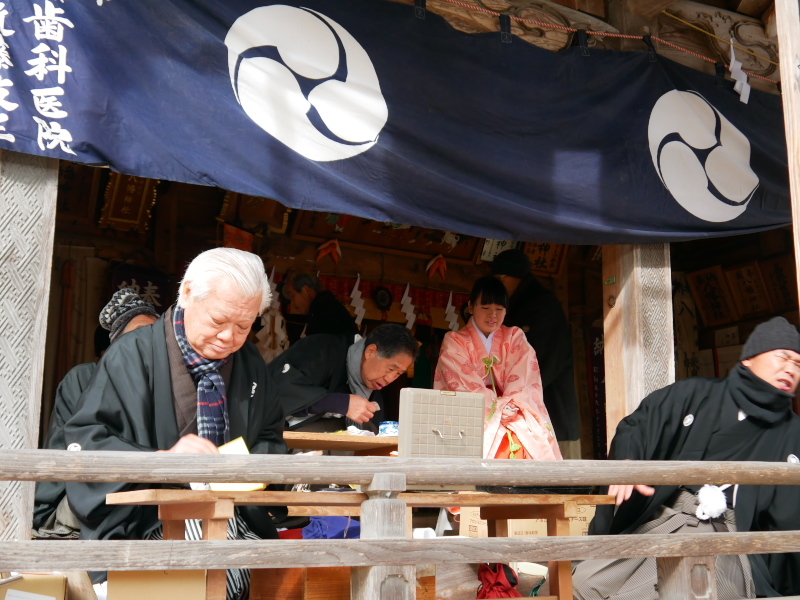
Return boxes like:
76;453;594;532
740;316;800;361
99;288;158;343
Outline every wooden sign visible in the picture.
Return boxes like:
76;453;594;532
99;173;157;233
687;266;739;327
524;242;567;277
760;254;798;313
724;262;773;319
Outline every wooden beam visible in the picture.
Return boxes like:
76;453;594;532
6;451;800;487
3;531;800;571
0;151;58;540
602;244;674;447
735;0;772;18
775;0;800;311
628;0;679;19
763;3;777;40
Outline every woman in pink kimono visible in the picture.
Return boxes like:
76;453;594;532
434;276;561;461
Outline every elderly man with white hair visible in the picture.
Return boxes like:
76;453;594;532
64;248;286;600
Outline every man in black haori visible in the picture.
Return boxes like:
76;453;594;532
574;317;800;599
270;324;418;432
64;248;286;600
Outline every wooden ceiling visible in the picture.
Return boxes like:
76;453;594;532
392;0;779;93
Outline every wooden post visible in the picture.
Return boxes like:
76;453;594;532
0;150;58;540
602;244;674;446
657;555;717;599
352;473;415;600
774;0;800;302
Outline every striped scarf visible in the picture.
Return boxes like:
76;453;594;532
173;305;230;447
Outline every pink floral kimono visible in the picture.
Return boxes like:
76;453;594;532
433;320;562;461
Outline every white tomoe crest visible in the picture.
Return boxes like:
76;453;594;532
648;90;758;223
225;5;387;162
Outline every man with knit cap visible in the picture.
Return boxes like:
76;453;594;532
490;249;580;455
33;288;158;538
574;316;800;599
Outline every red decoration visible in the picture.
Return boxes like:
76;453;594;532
316;239;342;264
426;254;447;280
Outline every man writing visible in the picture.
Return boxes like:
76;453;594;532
574;317;800;599
64;248;286;600
269;323;418;431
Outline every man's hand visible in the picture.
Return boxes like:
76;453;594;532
158;434;219;454
608;484;655;506
347;395;380;423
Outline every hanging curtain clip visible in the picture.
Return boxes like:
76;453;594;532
578;29;590;57
642;35;657;63
500;14;512;44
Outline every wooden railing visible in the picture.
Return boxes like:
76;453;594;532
4;450;800;599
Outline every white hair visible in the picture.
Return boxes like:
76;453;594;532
178;248;271;313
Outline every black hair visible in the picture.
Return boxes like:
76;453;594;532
282;271;324;299
469;276;509;309
364;324;420;361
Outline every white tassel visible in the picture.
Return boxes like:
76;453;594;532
696;484;730;520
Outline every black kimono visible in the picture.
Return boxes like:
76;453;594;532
268;333;383;424
63;314;287;542
504;275;579;441
33;362;96;531
590;364;800;597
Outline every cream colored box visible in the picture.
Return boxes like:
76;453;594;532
0;573;66;600
458;504;595;538
107;570;205;600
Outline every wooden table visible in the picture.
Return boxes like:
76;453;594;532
107;489;614;600
478;495;616;600
282;431;397;456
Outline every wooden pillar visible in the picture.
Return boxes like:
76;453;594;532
774;0;800;301
0;149;58;539
656;556;717;600
352;473;415;600
602;244;674;446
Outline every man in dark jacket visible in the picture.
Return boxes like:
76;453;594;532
269;324;418;432
64;248;287;600
574;317;800;599
282;271;359;338
33;287;159;538
490;249;580;454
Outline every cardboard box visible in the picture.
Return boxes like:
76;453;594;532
0;573;67;600
458;504;595;538
107;570;205;600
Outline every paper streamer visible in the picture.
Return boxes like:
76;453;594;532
729;39;750;104
256;267;289;362
350;274;366;325
444;291;460;331
400;283;416;330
